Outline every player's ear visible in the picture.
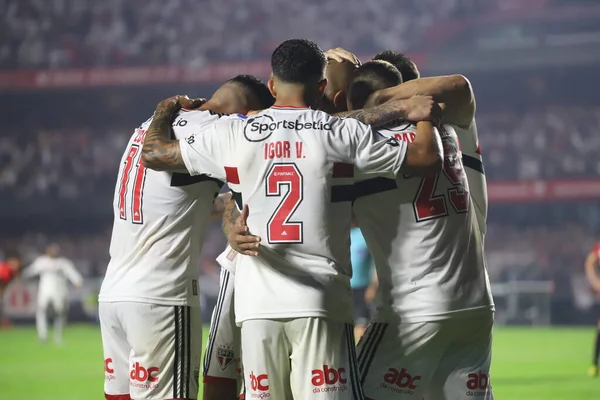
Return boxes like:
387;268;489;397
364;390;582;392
318;79;328;97
333;90;347;112
267;73;276;97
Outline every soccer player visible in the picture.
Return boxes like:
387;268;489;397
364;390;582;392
585;242;600;376
98;75;273;400
327;47;486;236
21;244;83;344
343;60;494;400
141;38;443;400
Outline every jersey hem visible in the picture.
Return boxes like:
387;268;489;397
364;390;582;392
235;310;353;325
374;305;495;323
98;296;199;307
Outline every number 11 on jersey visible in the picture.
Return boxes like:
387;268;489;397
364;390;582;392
266;163;304;243
118;133;147;224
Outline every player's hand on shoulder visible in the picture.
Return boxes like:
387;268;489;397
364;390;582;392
325;47;361;66
227;204;261;257
154;95;206;117
405;95;442;124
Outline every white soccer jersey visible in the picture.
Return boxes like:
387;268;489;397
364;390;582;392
99;109;226;306
455;120;488;235
179;106;407;324
353;122;494;322
22;255;82;297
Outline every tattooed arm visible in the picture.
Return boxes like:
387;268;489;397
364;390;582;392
211;192;232;221
335;96;440;128
366;75;475;128
221;198;241;237
142;95;203;172
222;201;261;256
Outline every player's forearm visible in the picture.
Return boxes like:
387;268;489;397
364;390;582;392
335;100;410;128
142;111;186;171
405;121;443;176
211;192;233;221
369;75;475;128
221;199;240;238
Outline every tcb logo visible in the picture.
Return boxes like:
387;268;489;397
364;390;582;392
130;362;159;383
311;365;347;386
249;371;269;391
383;368;421;389
104;358;114;374
466;372;489;390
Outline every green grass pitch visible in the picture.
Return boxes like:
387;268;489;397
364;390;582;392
0;325;598;399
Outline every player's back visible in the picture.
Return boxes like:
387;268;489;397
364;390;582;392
353;122;493;321
182;106;406;323
99;109;224;306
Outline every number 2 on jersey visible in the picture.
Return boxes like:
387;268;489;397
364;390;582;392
118;142;147;224
413;135;469;221
266;163;303;243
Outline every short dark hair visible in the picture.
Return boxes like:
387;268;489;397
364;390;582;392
347;60;403;109
227;75;274;109
271;39;326;84
373;50;419;82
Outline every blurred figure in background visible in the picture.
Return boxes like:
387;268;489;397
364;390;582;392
350;218;374;342
21;243;83;344
585;242;600;376
0;252;22;327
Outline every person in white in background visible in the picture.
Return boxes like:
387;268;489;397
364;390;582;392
21;243;83;344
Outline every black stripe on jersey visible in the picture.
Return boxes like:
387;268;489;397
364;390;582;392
354;177;398;201
331;185;355;203
231;190;243;209
173;306;192;398
462;154;485;175
170;172;224;188
358;322;387;384
184;306;191;398
203;269;231;376
345;324;366;400
173;306;181;399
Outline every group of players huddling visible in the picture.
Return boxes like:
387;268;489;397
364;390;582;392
99;38;493;400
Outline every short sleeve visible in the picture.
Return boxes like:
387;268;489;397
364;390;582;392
179;120;232;180
348;120;407;179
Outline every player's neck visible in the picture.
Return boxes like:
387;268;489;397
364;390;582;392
273;84;314;109
273;95;310;109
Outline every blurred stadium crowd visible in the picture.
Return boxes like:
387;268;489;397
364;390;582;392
1;0;532;69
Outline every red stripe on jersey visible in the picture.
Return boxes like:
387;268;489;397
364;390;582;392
105;394;131;400
225;167;240;184
332;162;354;178
476;140;482;155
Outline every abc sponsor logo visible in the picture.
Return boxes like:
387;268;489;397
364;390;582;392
104;358;116;382
249;371;270;398
466;372;490;397
381;368;421;395
311;365;348;394
130;362;160;389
